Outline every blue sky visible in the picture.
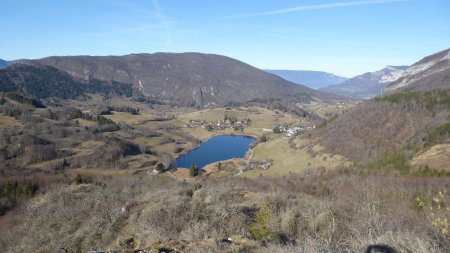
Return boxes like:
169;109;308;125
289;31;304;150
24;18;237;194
1;0;449;77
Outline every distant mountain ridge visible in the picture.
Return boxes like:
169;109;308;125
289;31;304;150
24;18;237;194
1;53;341;106
264;69;347;89
386;48;450;93
320;66;408;99
0;59;15;69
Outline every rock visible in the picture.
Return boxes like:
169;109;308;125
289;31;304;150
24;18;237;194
159;248;177;253
218;238;233;247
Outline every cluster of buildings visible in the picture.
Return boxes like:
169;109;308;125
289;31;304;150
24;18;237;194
184;118;249;131
275;124;316;137
247;160;272;170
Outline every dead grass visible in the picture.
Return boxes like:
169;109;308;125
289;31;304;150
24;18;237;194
0;170;448;253
298;100;359;119
412;144;450;171
103;111;154;125
0;113;22;129
244;137;348;177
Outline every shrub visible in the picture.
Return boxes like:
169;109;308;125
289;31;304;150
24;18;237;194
249;205;272;241
273;126;281;134
424;123;450;148
260;135;267;142
368;152;410;175
426;190;449;240
75;174;93;184
156;163;164;173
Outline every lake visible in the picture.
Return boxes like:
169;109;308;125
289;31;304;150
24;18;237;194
175;135;256;168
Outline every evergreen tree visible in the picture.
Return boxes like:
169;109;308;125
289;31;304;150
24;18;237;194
190;162;197;177
156;163;164;173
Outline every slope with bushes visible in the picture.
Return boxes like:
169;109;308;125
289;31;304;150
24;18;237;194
312;88;450;165
0;169;448;252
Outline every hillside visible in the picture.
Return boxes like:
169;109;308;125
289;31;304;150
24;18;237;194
0;63;133;99
264;69;347;89
311;49;450;165
320;66;408;99
26;53;337;107
310;92;448;164
0;59;14;69
386;48;450;93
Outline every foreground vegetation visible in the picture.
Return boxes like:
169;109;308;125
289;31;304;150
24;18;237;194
0;168;448;252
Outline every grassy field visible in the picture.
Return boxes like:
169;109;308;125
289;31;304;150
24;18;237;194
179;107;303;132
0;113;22;129
412;144;450;171
298;100;360;119
103;111;155;125
243;137;349;177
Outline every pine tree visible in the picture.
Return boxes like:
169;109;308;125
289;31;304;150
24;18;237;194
190;162;197;177
156;163;164;173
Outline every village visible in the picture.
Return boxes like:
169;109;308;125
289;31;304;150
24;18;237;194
273;123;316;137
183;115;251;131
184;114;315;137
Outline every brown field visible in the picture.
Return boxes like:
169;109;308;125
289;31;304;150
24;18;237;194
243;137;349;178
412;144;450;171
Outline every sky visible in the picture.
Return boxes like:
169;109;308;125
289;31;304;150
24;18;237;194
1;0;449;77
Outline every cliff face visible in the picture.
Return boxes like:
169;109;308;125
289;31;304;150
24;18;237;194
386;48;450;93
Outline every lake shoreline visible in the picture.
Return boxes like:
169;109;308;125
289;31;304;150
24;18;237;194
174;133;258;169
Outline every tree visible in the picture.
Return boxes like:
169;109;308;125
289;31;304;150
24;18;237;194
156;163;164;173
75;174;83;184
190;162;198;177
217;162;222;170
24;182;39;197
260;134;267;142
62;158;69;168
273;126;281;134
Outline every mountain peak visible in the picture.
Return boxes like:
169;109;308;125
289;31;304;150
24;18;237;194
319;66;409;99
386;48;450;93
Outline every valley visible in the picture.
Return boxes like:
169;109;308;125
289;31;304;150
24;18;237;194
0;48;449;252
0;90;348;182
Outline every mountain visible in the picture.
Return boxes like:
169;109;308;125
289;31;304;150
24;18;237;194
264;69;347;89
0;63;133;99
0;59;15;69
311;49;450;164
386;48;450;93
14;53;337;107
320;66;408;99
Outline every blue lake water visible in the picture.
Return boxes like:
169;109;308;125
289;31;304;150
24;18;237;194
175;135;256;168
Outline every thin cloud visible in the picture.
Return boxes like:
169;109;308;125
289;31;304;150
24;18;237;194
224;0;410;19
152;0;173;46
